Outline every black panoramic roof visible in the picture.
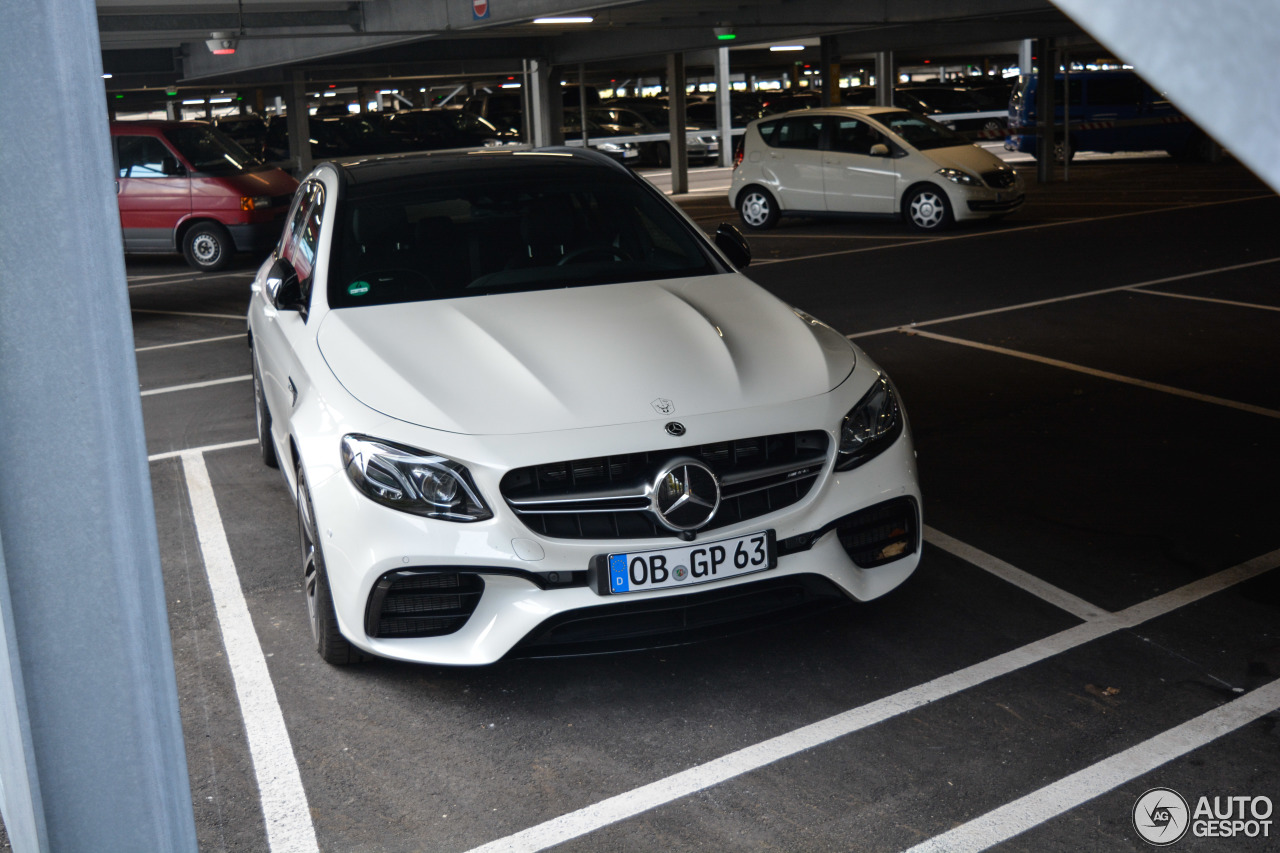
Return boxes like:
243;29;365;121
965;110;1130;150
330;147;627;196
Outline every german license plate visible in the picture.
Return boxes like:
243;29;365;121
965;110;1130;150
606;530;775;595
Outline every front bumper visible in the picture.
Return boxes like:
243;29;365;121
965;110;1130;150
305;394;922;666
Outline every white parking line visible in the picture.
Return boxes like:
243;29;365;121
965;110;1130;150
752;195;1276;266
140;375;251;397
136;333;245;353
846;256;1280;339
132;308;246;321
901;675;1280;853
462;549;1280;853
924;527;1108;621
1129;288;1280;313
180;452;318;853
906;329;1280;421
149;438;256;462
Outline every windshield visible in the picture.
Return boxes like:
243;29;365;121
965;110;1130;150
163;125;261;174
329;167;719;308
875;110;971;150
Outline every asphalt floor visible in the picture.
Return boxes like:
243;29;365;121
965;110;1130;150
7;151;1277;852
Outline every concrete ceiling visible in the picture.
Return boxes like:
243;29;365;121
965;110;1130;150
98;0;1086;92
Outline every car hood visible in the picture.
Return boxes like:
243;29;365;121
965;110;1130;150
220;167;299;197
921;144;1009;176
316;274;856;435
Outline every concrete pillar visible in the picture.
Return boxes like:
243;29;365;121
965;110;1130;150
527;58;555;147
875;51;894;106
715;47;733;166
0;1;200;849
667;52;688;193
287;70;312;175
821;36;841;107
1035;38;1056;183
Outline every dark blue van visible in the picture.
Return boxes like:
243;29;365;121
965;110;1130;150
1006;69;1218;162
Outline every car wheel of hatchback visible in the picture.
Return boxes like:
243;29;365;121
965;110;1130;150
738;186;780;231
182;222;234;272
299;466;362;665
903;185;953;231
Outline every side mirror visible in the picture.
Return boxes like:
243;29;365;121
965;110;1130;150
266;257;304;312
869;143;890;158
161;156;186;176
714;223;751;269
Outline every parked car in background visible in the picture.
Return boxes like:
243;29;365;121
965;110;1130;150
894;86;1008;135
213;113;269;159
111;120;298;271
383;108;518;151
1007;69;1218;162
562;114;641;163
568;106;717;166
247;147;921;665
730;106;1023;231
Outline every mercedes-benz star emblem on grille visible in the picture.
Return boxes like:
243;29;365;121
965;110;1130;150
651;397;676;415
665;421;686;437
650;458;720;532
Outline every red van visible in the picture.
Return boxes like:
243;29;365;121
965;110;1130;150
111;120;298;272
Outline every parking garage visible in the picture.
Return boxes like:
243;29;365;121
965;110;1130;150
1;2;1278;852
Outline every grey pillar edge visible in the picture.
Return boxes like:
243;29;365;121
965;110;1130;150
667;52;688;194
715;47;733;167
875;51;894;107
287;69;313;176
1035;38;1055;184
0;0;200;850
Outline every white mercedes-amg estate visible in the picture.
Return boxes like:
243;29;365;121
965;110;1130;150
248;147;921;666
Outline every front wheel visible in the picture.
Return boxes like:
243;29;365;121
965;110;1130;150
299;468;363;665
182;222;234;272
252;354;278;469
902;185;954;232
738;187;780;231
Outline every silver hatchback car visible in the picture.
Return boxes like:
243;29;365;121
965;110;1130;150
729;106;1024;231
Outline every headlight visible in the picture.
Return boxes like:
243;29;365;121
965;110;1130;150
836;375;903;471
341;435;492;522
241;195;271;211
596;142;624;153
936;168;980;186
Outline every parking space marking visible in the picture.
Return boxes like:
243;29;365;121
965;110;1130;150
149;438;256;463
462;549;1280;853
132;308;246;321
924;527;1107;621
753;195;1276;266
846;257;1280;340
181;452;318;853
140;375;251;397
905;329;1280;421
128;272;251;289
136;333;245;353
902;675;1280;853
1129;288;1280;313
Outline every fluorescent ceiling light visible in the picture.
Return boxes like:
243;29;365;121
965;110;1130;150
770;45;805;52
533;16;593;24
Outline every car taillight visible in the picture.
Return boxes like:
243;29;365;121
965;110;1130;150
733;145;744;170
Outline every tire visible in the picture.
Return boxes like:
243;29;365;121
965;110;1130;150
737;186;780;231
182;221;234;272
1052;136;1076;164
252;355;278;469
654;141;671;167
298;468;363;665
902;185;954;232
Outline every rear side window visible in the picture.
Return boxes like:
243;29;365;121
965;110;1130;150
757;116;824;150
116;136;177;178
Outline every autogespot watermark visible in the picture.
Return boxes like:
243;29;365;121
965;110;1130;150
1133;788;1274;846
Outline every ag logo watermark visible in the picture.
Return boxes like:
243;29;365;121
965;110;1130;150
1134;788;1274;846
1134;788;1190;846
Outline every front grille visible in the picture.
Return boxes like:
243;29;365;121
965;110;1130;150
365;570;484;638
501;431;829;540
981;169;1018;189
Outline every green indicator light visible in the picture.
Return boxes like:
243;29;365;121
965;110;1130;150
114;94;124;99
716;33;736;40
